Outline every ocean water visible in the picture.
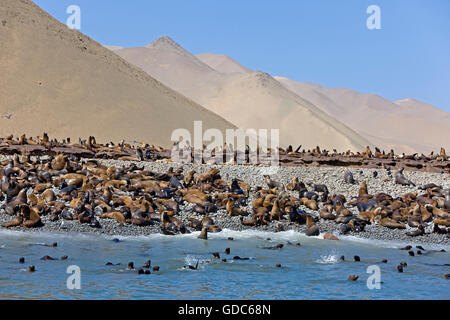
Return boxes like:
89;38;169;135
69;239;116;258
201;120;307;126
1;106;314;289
0;229;448;300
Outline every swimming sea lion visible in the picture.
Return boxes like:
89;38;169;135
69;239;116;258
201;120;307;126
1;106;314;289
198;227;208;240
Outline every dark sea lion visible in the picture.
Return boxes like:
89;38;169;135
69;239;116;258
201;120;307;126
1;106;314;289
354;255;361;262
19;257;25;263
397;265;403;273
143;260;151;268
406;225;425;237
344;171;355;184
348;275;359;281
185;260;199;270
225;248;230;255
264;175;282;189
305;225;320;237
394;167;415;186
41;255;56;260
27;265;35;273
313;184;329;193
233;256;249;260
198;227;208;240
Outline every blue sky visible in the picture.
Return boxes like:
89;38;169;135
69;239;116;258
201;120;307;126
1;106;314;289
34;0;450;112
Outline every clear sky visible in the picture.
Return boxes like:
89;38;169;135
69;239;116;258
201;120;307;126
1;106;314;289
33;0;450;113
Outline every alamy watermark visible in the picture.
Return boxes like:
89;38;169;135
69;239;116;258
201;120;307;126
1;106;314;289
366;5;381;30
66;265;81;290
66;5;81;30
171;121;280;174
366;265;381;290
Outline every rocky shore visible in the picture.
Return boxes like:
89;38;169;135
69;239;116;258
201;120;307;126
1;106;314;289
1;156;448;246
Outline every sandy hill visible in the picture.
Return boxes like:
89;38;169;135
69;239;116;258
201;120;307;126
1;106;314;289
0;0;236;146
196;53;252;74
115;36;224;102
113;37;370;151
104;45;124;52
275;77;450;154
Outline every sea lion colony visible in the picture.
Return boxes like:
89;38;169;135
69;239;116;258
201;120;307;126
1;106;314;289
0;135;449;239
0;134;448;173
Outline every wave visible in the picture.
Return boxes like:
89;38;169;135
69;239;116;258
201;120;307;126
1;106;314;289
0;228;448;251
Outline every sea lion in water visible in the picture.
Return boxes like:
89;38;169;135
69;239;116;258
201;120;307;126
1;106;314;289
198;227;208;240
305;225;320;237
394;167;415;186
348;275;359;281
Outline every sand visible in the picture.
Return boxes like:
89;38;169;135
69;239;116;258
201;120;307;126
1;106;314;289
113;37;371;152
196;53;252;74
0;0;236;147
275;78;450;154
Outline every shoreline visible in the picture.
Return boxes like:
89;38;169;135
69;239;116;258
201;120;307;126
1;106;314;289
1;216;449;248
1;157;448;246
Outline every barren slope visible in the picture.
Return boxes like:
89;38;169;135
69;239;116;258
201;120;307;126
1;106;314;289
0;0;236;146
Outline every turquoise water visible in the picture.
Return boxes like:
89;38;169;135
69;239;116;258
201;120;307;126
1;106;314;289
0;230;448;299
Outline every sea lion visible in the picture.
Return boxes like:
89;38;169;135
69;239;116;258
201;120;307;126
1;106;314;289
379;217;406;229
2;212;23;228
358;180;368;197
406;225;425;237
323;233;339;240
394;167;415;186
264;175;282;189
305;225;319;236
198;227;208;240
344;171;356;184
348;275;359;281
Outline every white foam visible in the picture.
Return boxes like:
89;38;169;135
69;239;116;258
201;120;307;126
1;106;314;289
315;253;340;264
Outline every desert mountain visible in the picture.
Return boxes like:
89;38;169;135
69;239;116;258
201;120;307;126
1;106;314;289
196;53;251;74
113;37;371;151
0;0;236;146
275;77;450;154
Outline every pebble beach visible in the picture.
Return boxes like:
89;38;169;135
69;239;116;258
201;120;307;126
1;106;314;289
1;156;448;246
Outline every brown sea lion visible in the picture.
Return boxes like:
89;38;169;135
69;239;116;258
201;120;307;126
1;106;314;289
198;227;208;240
